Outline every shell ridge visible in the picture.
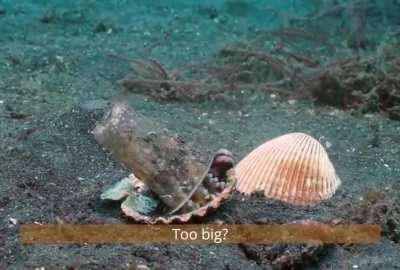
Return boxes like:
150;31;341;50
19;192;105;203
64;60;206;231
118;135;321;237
250;142;282;193
324;149;334;198
252;140;290;194
282;133;309;204
316;141;324;201
291;134;313;205
237;142;273;193
275;133;307;203
301;135;319;205
265;134;299;200
307;136;320;205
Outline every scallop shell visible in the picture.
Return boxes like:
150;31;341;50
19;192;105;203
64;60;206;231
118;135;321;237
235;133;340;206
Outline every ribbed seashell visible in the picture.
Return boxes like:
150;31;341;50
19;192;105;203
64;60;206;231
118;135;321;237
235;133;341;206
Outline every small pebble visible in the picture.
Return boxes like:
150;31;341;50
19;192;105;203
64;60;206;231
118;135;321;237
384;164;390;169
209;177;218;183
136;264;150;270
213;219;224;224
9;217;18;226
325;141;332;148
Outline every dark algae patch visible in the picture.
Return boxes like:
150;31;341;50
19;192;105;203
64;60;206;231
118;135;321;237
1;0;400;269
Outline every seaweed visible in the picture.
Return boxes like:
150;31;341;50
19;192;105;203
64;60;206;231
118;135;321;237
350;191;400;244
112;1;400;121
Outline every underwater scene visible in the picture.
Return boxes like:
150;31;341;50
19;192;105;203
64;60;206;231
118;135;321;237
1;0;400;269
